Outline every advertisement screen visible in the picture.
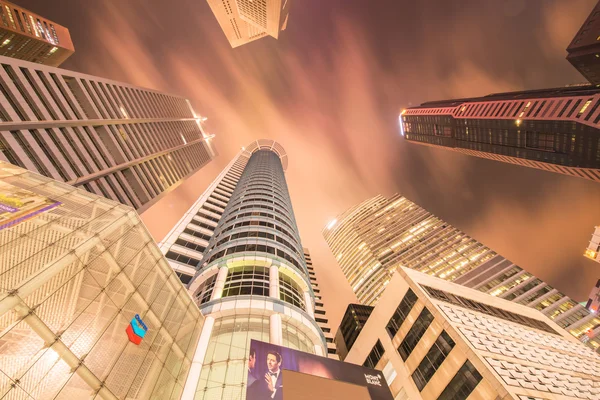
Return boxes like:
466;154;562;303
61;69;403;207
0;181;62;231
246;339;393;400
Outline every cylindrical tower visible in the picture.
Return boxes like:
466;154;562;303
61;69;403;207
183;140;326;400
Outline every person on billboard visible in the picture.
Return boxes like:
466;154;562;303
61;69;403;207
260;350;283;400
247;348;259;392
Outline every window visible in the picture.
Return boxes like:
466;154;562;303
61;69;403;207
363;340;384;369
175;238;206;253
422;285;559;335
222;265;269;297
194;273;217;304
398;307;434;361
279;273;305;309
437;360;482;400
165;250;201;267
183;227;211;241
386;289;418;338
411;331;455;391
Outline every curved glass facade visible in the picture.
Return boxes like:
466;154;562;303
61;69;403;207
183;141;326;399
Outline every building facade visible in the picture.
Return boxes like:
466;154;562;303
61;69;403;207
0;55;216;212
205;0;291;48
0;160;204;399
335;303;374;361
343;268;600;400
324;194;600;351
586;279;600;314
401;85;600;182
567;0;600;85
304;247;337;358
585;224;600;263
0;1;74;67
159;140;326;399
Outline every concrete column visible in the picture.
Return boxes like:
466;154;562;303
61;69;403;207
269;314;282;345
181;316;215;400
314;344;324;357
303;291;314;318
269;265;279;299
210;266;229;301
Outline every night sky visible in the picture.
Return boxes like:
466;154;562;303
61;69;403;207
22;0;600;328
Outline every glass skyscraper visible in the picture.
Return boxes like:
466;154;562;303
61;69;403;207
159;140;328;399
401;85;600;182
0;54;216;212
324;194;600;352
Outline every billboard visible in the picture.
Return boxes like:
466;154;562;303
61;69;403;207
0;181;62;231
246;339;393;400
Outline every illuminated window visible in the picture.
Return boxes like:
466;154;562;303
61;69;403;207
21;12;31;34
28;15;39;37
279;273;305;309
4;6;15;29
222;265;269;297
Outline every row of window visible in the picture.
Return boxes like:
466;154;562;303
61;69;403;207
231;196;290;217
217;218;299;247
215;230;301;257
203;243;305;272
165;250;201;268
174;238;206;254
0;3;60;45
423;285;560;335
183;227;211;242
223;208;296;232
386;289;418;338
193;266;307;311
366;290;482;398
411;330;455;391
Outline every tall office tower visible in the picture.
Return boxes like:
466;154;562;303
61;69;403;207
401;85;600;182
342;267;600;400
0;1;74;66
0;160;205;400
324;194;600;351
335;303;374;361
586;280;600;314
585;225;600;263
0;55;216;212
205;0;291;48
160;140;326;399
567;0;600;85
303;247;338;358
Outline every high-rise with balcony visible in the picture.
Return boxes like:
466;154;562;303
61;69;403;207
0;55;216;212
401;85;600;182
0;1;74;66
159;140;327;399
205;0;291;48
324;194;600;352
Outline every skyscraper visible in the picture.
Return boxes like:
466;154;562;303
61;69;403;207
159;140;327;399
324;194;600;351
400;85;600;182
0;55;216;211
304;247;337;358
335;303;374;361
342;267;600;400
205;0;291;48
0;1;74;66
585;224;600;263
567;0;600;85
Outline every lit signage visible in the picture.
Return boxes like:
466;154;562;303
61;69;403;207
126;314;148;345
